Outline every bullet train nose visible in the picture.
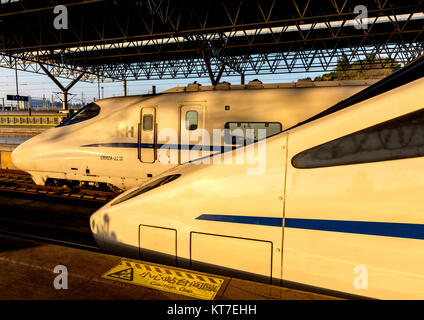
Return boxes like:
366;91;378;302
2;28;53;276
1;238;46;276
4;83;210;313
90;211;105;249
11;139;36;172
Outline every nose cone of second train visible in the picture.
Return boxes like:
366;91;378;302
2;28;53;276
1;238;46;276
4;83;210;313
90;210;105;250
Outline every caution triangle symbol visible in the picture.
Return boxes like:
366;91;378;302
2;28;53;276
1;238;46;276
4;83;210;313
107;267;134;281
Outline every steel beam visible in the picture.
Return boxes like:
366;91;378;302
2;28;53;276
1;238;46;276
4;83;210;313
0;0;422;81
39;63;85;109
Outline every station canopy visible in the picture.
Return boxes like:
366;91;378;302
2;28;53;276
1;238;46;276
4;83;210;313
0;0;423;83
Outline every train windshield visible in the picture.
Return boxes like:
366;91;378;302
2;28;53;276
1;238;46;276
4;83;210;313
57;103;101;126
111;174;181;206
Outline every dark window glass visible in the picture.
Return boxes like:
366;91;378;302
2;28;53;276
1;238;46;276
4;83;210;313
292;109;424;168
185;111;198;130
70;103;100;122
57;103;100;127
111;174;181;206
143;114;153;131
224;122;282;145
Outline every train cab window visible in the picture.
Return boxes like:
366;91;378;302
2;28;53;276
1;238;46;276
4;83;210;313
292;109;424;168
224;122;282;145
185;111;198;130
57;103;100;126
70;103;100;121
111;174;181;206
143;114;154;131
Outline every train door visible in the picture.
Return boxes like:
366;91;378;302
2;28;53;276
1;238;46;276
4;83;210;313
138;107;157;163
179;105;205;163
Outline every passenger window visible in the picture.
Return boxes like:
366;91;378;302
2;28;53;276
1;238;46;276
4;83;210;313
143;114;153;131
224;122;282;145
292;109;424;168
186;111;198;131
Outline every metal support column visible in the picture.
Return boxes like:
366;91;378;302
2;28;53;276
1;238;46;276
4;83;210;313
39;63;85;110
62;91;68;110
202;52;226;86
15;59;19;96
15;59;19;110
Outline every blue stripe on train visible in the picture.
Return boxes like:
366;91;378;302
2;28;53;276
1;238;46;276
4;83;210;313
196;214;424;240
81;142;239;152
196;214;282;227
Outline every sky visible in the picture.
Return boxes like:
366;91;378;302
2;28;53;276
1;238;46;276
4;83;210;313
0;66;324;106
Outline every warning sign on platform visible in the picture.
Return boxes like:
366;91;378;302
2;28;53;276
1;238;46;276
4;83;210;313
102;259;224;300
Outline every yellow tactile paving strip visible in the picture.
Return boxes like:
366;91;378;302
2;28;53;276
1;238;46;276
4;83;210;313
103;258;225;300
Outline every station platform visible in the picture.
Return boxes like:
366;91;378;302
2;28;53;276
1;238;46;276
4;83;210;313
0;144;18;170
0;235;339;300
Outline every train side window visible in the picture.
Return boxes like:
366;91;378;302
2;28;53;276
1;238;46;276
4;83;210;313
186;111;198;130
224;122;282;145
292;108;424;168
143;114;153;131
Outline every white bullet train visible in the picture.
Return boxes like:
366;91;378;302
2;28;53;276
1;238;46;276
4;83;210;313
10;80;371;191
90;56;424;299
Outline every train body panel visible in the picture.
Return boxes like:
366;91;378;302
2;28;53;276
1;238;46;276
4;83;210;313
11;82;370;190
283;77;424;299
90;71;424;298
91;134;287;283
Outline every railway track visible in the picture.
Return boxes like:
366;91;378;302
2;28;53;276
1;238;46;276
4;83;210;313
0;188;103;251
0;229;101;252
0;169;121;202
0;169;113;251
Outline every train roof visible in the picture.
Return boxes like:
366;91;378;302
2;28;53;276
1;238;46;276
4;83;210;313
89;79;379;102
162;79;378;93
